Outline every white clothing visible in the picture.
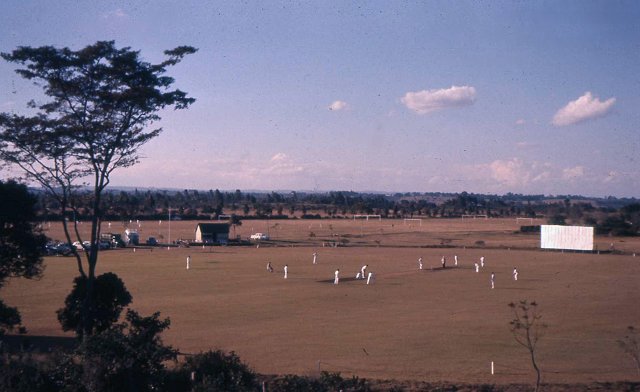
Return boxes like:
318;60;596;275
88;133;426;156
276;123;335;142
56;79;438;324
474;263;479;273
361;265;367;278
366;272;373;285
284;265;288;279
313;252;317;264
490;273;495;289
334;270;339;284
418;257;423;270
454;255;458;266
513;269;518;281
480;256;485;268
186;256;191;270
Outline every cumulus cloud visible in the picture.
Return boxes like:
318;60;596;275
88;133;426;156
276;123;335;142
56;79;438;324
103;8;128;19
552;92;616;126
264;153;305;175
401;85;476;114
516;141;538;150
488;158;529;186
328;100;348;111
562;166;585;180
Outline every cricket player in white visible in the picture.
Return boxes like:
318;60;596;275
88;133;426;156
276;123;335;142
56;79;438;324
361;264;367;279
284;264;288;279
513;268;518;281
474;262;479;273
418;257;423;270
480;256;485;268
313;252;317;264
186;255;191;270
491;272;495;289
334;269;339;284
454;255;458;266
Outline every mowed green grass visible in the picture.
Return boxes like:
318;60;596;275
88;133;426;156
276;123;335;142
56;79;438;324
3;219;640;384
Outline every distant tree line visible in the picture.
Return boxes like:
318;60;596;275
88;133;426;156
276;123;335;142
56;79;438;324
33;189;639;236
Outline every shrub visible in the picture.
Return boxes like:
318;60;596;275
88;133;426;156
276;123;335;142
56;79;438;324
183;350;258;391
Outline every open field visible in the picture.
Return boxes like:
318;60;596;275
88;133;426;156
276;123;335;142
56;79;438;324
3;219;640;385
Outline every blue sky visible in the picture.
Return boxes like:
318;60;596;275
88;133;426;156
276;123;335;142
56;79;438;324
1;1;639;197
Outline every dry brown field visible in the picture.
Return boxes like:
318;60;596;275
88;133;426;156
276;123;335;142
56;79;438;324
3;218;640;385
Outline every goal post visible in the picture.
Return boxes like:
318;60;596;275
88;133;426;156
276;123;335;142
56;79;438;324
516;217;534;224
353;214;382;221
403;218;422;226
461;214;488;220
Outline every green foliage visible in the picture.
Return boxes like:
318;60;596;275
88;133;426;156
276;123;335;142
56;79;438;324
0;300;21;334
597;216;637;236
78;309;177;392
57;272;132;338
182;350;258;392
268;371;370;392
0;180;46;284
547;214;566;225
0;180;46;333
0;353;57;392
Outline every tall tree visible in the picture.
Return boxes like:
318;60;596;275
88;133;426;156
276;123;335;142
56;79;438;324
509;300;546;392
0;180;47;333
0;41;196;336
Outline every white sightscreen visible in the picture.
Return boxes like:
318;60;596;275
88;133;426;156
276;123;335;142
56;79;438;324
540;225;594;251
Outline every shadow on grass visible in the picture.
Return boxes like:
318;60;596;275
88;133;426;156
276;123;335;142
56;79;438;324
316;277;364;284
1;334;77;353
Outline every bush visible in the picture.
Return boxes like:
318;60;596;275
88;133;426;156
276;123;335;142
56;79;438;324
182;350;258;391
0;354;57;392
79;310;177;392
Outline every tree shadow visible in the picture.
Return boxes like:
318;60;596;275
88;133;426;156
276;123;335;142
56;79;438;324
1;334;77;353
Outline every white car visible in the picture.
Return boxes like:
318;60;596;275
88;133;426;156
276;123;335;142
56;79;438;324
72;241;91;250
250;233;269;240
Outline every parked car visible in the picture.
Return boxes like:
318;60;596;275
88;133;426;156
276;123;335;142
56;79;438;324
250;233;269;240
72;241;91;250
146;236;158;246
45;242;72;256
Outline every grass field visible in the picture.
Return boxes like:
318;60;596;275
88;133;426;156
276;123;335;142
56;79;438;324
3;218;640;385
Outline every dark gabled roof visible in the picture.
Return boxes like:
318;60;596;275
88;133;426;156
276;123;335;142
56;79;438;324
195;223;230;234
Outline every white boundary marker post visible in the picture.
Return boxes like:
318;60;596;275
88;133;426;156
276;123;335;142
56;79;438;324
491;361;494;375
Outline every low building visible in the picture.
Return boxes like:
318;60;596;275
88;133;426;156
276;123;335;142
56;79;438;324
195;223;230;244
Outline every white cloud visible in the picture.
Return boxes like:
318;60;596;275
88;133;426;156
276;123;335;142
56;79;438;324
603;170;618;183
516;141;538;149
328;100;347;111
103;8;128;19
401;85;476;114
270;152;287;162
562;166;585;180
265;153;305;175
552;92;616;126
515;119;526;125
488;158;529;186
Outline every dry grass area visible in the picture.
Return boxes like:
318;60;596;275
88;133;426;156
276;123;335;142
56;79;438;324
3;218;640;385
